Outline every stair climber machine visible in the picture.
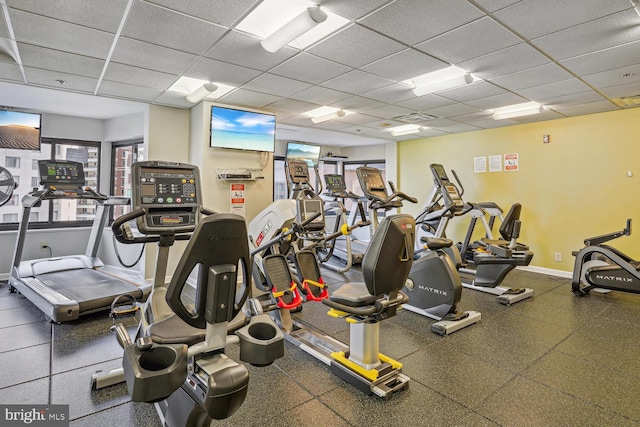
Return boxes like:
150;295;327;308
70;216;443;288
319;173;369;271
9;159;151;322
91;161;284;427
356;166;481;336
318;174;369;273
572;219;640;296
416;164;535;305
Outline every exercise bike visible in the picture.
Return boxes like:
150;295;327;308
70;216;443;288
356;166;481;336
572;219;640;296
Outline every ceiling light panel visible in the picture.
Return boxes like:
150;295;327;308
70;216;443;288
488;101;544;119
236;0;349;50
168;76;235;99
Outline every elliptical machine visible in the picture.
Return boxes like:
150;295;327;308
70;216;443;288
92;161;284;426
356;166;481;336
572;219;640;296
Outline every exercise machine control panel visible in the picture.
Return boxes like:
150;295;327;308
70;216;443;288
430;164;464;209
132;161;202;234
287;160;310;184
39;160;85;188
356;167;387;201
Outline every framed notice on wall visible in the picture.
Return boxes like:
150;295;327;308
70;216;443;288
504;153;519;171
474;156;487;173
230;183;246;217
489;155;502;172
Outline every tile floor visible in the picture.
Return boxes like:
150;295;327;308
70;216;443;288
1;266;640;427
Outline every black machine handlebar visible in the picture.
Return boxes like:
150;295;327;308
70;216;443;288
112;208;214;244
584;218;632;246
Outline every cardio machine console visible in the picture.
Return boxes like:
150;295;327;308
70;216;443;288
356;167;387;201
287;160;310;184
132;162;202;234
38;160;85;190
430;164;464;209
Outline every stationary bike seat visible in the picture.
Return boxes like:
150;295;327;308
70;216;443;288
420;236;453;250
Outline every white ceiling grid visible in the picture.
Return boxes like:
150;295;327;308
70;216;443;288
0;0;638;146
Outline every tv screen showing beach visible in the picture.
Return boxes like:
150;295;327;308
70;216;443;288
210;106;275;152
0;110;41;150
286;142;321;168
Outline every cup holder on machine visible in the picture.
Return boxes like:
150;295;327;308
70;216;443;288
122;341;188;403
235;314;284;367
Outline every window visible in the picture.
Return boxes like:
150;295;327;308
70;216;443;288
111;139;143;219
0;138;101;230
273;156;287;201
6;156;20;168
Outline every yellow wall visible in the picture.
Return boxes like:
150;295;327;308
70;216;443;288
398;107;640;272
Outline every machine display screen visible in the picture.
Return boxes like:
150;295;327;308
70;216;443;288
138;167;197;206
324;174;345;190
38;160;85;186
431;164;449;182
361;170;385;191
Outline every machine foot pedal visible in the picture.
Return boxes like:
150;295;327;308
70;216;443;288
430;310;481;336
496;288;534;305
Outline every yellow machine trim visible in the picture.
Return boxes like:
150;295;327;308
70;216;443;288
303;279;325;289
272;282;296;298
340;223;350;235
330;351;404;382
327;308;348;318
378;353;403;370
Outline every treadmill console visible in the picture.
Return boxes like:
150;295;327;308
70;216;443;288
38;160;85;189
324;174;346;192
356;167;388;201
287;160;310;184
429;164;464;209
132;161;202;234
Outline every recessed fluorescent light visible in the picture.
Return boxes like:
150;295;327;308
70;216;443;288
168;76;235;102
488;101;544;120
404;66;479;96
632;0;640;17
303;106;354;123
236;0;349;51
388;124;427;137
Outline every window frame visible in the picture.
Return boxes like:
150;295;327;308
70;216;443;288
0;138;102;231
110;138;143;221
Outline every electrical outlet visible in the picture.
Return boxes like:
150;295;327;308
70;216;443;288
554;252;562;262
40;242;48;249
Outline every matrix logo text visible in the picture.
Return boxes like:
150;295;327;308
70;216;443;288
1;405;68;426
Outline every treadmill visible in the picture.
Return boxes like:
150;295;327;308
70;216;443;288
9;160;151;322
322;174;368;265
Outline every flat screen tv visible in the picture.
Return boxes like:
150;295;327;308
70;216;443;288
286;142;321;168
210;106;275;152
0;109;41;150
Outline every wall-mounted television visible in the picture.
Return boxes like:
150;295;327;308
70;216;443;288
210;106;275;152
286;142;321;168
0;109;41;151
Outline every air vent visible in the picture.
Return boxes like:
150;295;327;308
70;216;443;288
612;95;640;107
392;112;439;123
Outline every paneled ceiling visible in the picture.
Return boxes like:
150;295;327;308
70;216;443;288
1;0;640;146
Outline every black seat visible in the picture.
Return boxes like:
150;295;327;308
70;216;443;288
481;203;523;247
323;214;415;315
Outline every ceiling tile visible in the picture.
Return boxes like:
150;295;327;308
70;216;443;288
360;0;484;45
185;57;262;87
264;98;319;114
429;121;482;133
288;86;351;105
0;9;9;38
17;43;105;79
0;61;24;82
361;83;416;104
469;117;518;128
361;49;447;82
340;125;382;135
561;40;640;76
111;37;197;75
153;91;194;109
122;2;227;55
472;0;522;13
395;94;455;111
144;0;260;27
329;96;385;111
488;63;574;91
307;24;405;69
9;9;114;59
320;70;393;95
24;67;97;93
553;100;619;116
415;17;521;64
510;109;565;123
312;120;355;131
448;110;493;123
321;0;392;20
599;81;640;98
541;90;606;107
582;64;640;89
340;113;387;125
270;53;352;85
458;44;550;80
362;104;415;119
103;62;178;90
437;81;506;102
531;10;640;61
494;0;631;39
97;80;164;102
464;92;528;110
517;79;593;103
206;30;297;71
426;103;485;118
361;118;406;129
242;73;311;97
7;0;129;33
217;88;281;109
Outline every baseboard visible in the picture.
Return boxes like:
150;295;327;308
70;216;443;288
517;265;572;279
